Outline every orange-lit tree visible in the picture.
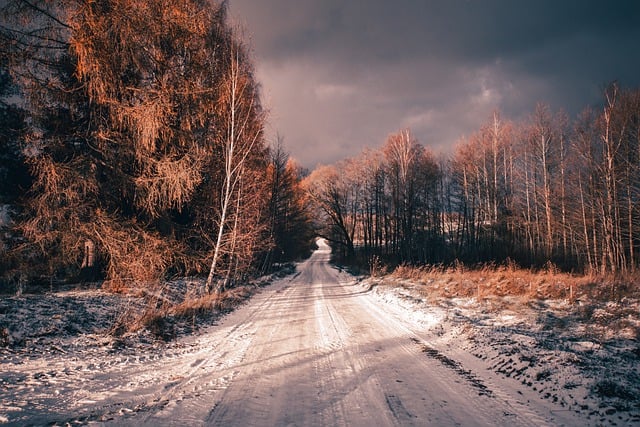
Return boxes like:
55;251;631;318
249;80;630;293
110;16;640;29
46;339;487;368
0;0;269;290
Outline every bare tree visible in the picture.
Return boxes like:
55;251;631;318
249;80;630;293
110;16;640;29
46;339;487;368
206;36;266;293
265;137;315;266
304;163;359;259
383;129;423;261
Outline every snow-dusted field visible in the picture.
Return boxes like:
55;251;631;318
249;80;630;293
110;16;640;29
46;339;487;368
0;240;638;425
367;278;640;426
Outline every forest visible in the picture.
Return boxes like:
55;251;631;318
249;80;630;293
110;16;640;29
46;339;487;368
306;88;640;278
0;0;315;295
1;0;639;300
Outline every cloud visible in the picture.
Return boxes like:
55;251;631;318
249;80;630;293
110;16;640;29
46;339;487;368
230;0;640;167
314;83;357;101
402;110;436;131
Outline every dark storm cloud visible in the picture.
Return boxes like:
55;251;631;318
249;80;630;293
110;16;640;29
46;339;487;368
229;0;640;167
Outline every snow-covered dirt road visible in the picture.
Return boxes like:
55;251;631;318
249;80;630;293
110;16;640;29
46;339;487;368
2;240;588;426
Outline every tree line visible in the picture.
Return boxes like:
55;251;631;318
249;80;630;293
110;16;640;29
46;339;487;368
0;0;315;293
2;1;637;291
305;85;640;276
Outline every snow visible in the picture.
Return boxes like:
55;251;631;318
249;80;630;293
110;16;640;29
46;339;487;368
0;243;639;425
363;277;640;425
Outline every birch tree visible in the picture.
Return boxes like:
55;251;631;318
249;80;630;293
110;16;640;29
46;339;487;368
1;0;269;289
205;37;266;294
383;129;423;261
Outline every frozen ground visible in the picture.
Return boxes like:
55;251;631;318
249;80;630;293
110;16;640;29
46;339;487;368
367;277;640;426
0;240;638;426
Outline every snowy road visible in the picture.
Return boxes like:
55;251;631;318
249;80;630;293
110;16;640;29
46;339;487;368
140;239;571;426
2;239;585;426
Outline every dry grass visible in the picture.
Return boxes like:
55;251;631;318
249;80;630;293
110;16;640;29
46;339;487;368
173;285;254;318
389;262;640;303
111;284;259;341
381;263;640;342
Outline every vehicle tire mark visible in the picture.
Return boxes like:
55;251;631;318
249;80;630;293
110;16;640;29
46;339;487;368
410;337;494;398
385;393;416;422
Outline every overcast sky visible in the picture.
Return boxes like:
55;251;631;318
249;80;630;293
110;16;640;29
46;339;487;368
228;0;640;169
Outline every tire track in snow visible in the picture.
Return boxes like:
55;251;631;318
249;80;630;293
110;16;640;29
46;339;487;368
409;337;494;398
146;280;305;425
356;286;549;427
3;240;590;425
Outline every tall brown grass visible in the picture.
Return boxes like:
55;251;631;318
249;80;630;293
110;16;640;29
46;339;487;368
389;261;639;302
